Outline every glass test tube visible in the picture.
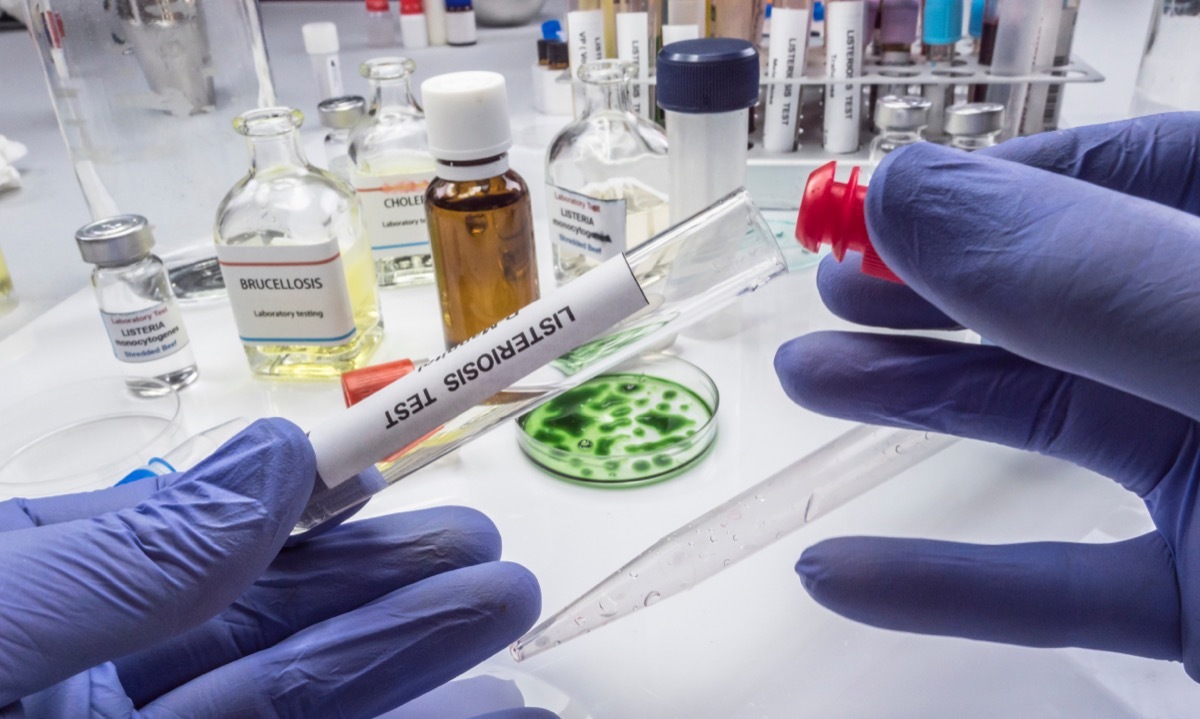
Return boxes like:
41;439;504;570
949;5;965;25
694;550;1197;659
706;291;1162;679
762;0;811;153
296;190;788;533
511;424;959;661
983;0;1043;140
1018;0;1062;135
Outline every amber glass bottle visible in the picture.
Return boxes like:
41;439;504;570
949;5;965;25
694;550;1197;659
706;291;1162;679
421;72;539;348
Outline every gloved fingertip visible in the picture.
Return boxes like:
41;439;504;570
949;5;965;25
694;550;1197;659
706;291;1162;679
469;709;560;719
795;538;852;598
482;562;542;635
773;332;862;415
816;254;960;330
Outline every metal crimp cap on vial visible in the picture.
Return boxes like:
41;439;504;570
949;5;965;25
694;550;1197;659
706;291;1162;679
75;215;156;266
656;38;760;114
875;95;933;131
318;95;366;130
945;102;1005;136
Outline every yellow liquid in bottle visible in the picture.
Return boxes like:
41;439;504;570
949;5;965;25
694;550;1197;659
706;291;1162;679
240;233;384;380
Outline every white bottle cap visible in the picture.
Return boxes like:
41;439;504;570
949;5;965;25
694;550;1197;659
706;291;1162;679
400;13;429;48
302;22;340;55
421;72;512;161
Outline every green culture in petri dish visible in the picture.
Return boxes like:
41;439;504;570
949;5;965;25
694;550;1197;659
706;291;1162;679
517;367;717;486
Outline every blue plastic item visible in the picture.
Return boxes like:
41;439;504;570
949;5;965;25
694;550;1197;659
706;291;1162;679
922;0;963;45
656;38;760;114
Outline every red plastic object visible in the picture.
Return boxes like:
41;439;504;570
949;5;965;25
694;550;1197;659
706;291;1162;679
341;358;417;408
366;0;390;12
795;161;903;283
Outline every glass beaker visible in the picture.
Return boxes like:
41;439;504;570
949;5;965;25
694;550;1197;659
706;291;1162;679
23;0;275;300
1130;0;1200;116
298;188;788;533
545;60;670;286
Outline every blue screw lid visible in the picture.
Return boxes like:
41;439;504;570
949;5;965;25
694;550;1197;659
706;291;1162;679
445;0;471;8
813;1;825;22
542;18;562;40
656;38;760;114
923;0;963;45
969;0;986;38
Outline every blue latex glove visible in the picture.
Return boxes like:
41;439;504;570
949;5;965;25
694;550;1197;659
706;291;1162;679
0;418;546;717
774;113;1200;678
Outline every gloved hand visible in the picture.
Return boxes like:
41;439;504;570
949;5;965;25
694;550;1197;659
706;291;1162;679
0;417;547;717
774;113;1200;679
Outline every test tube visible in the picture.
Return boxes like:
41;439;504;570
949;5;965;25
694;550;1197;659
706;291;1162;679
878;0;919;65
302;22;344;101
615;0;660;119
511;424;959;661
366;0;396;47
762;0;811;153
921;0;963;140
823;0;865;154
1042;0;1079;131
1018;0;1062;135
297;189;788;533
982;0;1044;140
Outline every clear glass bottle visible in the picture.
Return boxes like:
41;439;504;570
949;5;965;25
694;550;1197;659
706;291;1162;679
545;60;670;285
868;94;931;162
945;102;1004;150
349;58;438;288
215;107;383;380
318;95;366;183
75;215;199;390
422;71;540;349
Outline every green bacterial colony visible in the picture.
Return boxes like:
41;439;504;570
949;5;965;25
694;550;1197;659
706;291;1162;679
518;372;716;484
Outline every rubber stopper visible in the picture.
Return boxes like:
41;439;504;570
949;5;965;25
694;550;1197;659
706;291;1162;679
341;358;416;408
795;161;902;283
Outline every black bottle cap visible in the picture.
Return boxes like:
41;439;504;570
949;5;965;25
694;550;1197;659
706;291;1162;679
656;38;760;114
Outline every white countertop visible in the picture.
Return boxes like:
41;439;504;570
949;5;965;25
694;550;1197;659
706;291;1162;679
4;1;1199;716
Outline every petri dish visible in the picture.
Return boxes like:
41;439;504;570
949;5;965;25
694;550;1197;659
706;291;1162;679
0;376;185;498
517;354;718;487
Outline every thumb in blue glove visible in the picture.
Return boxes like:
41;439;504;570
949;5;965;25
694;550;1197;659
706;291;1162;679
775;113;1200;679
1;417;544;717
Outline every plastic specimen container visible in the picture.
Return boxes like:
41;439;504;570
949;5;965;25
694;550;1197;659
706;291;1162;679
517;354;718;486
0;376;184;497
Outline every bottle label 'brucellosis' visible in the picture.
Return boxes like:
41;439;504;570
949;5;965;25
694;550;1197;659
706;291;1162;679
217;240;357;346
100;302;190;363
546;184;627;262
354;170;435;260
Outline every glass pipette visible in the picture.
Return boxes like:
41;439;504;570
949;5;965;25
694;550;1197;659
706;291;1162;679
511;424;959;661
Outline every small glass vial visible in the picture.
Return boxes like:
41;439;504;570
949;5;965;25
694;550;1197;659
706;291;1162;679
318;95;366;183
365;0;396;47
545;60;669;285
445;0;477;46
215;107;383;380
76;215;199;390
944;102;1004;151
869;94;931;162
421;71;539;349
349;58;438;288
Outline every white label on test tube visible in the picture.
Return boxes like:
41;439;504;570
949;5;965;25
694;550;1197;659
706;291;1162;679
616;12;650;118
308;256;650;488
568;10;606;71
661;24;701;44
763;7;810;153
822;1;864;154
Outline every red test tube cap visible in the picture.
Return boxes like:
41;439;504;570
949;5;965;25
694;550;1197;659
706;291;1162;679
341;358;417;408
796;161;902;283
366;0;390;12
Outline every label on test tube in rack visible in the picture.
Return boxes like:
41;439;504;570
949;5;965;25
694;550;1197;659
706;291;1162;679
823;0;864;154
616;12;651;118
307;255;651;488
217;240;356;346
763;7;810;152
353;169;435;260
567;10;605;78
100;302;190;363
546;184;628;262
